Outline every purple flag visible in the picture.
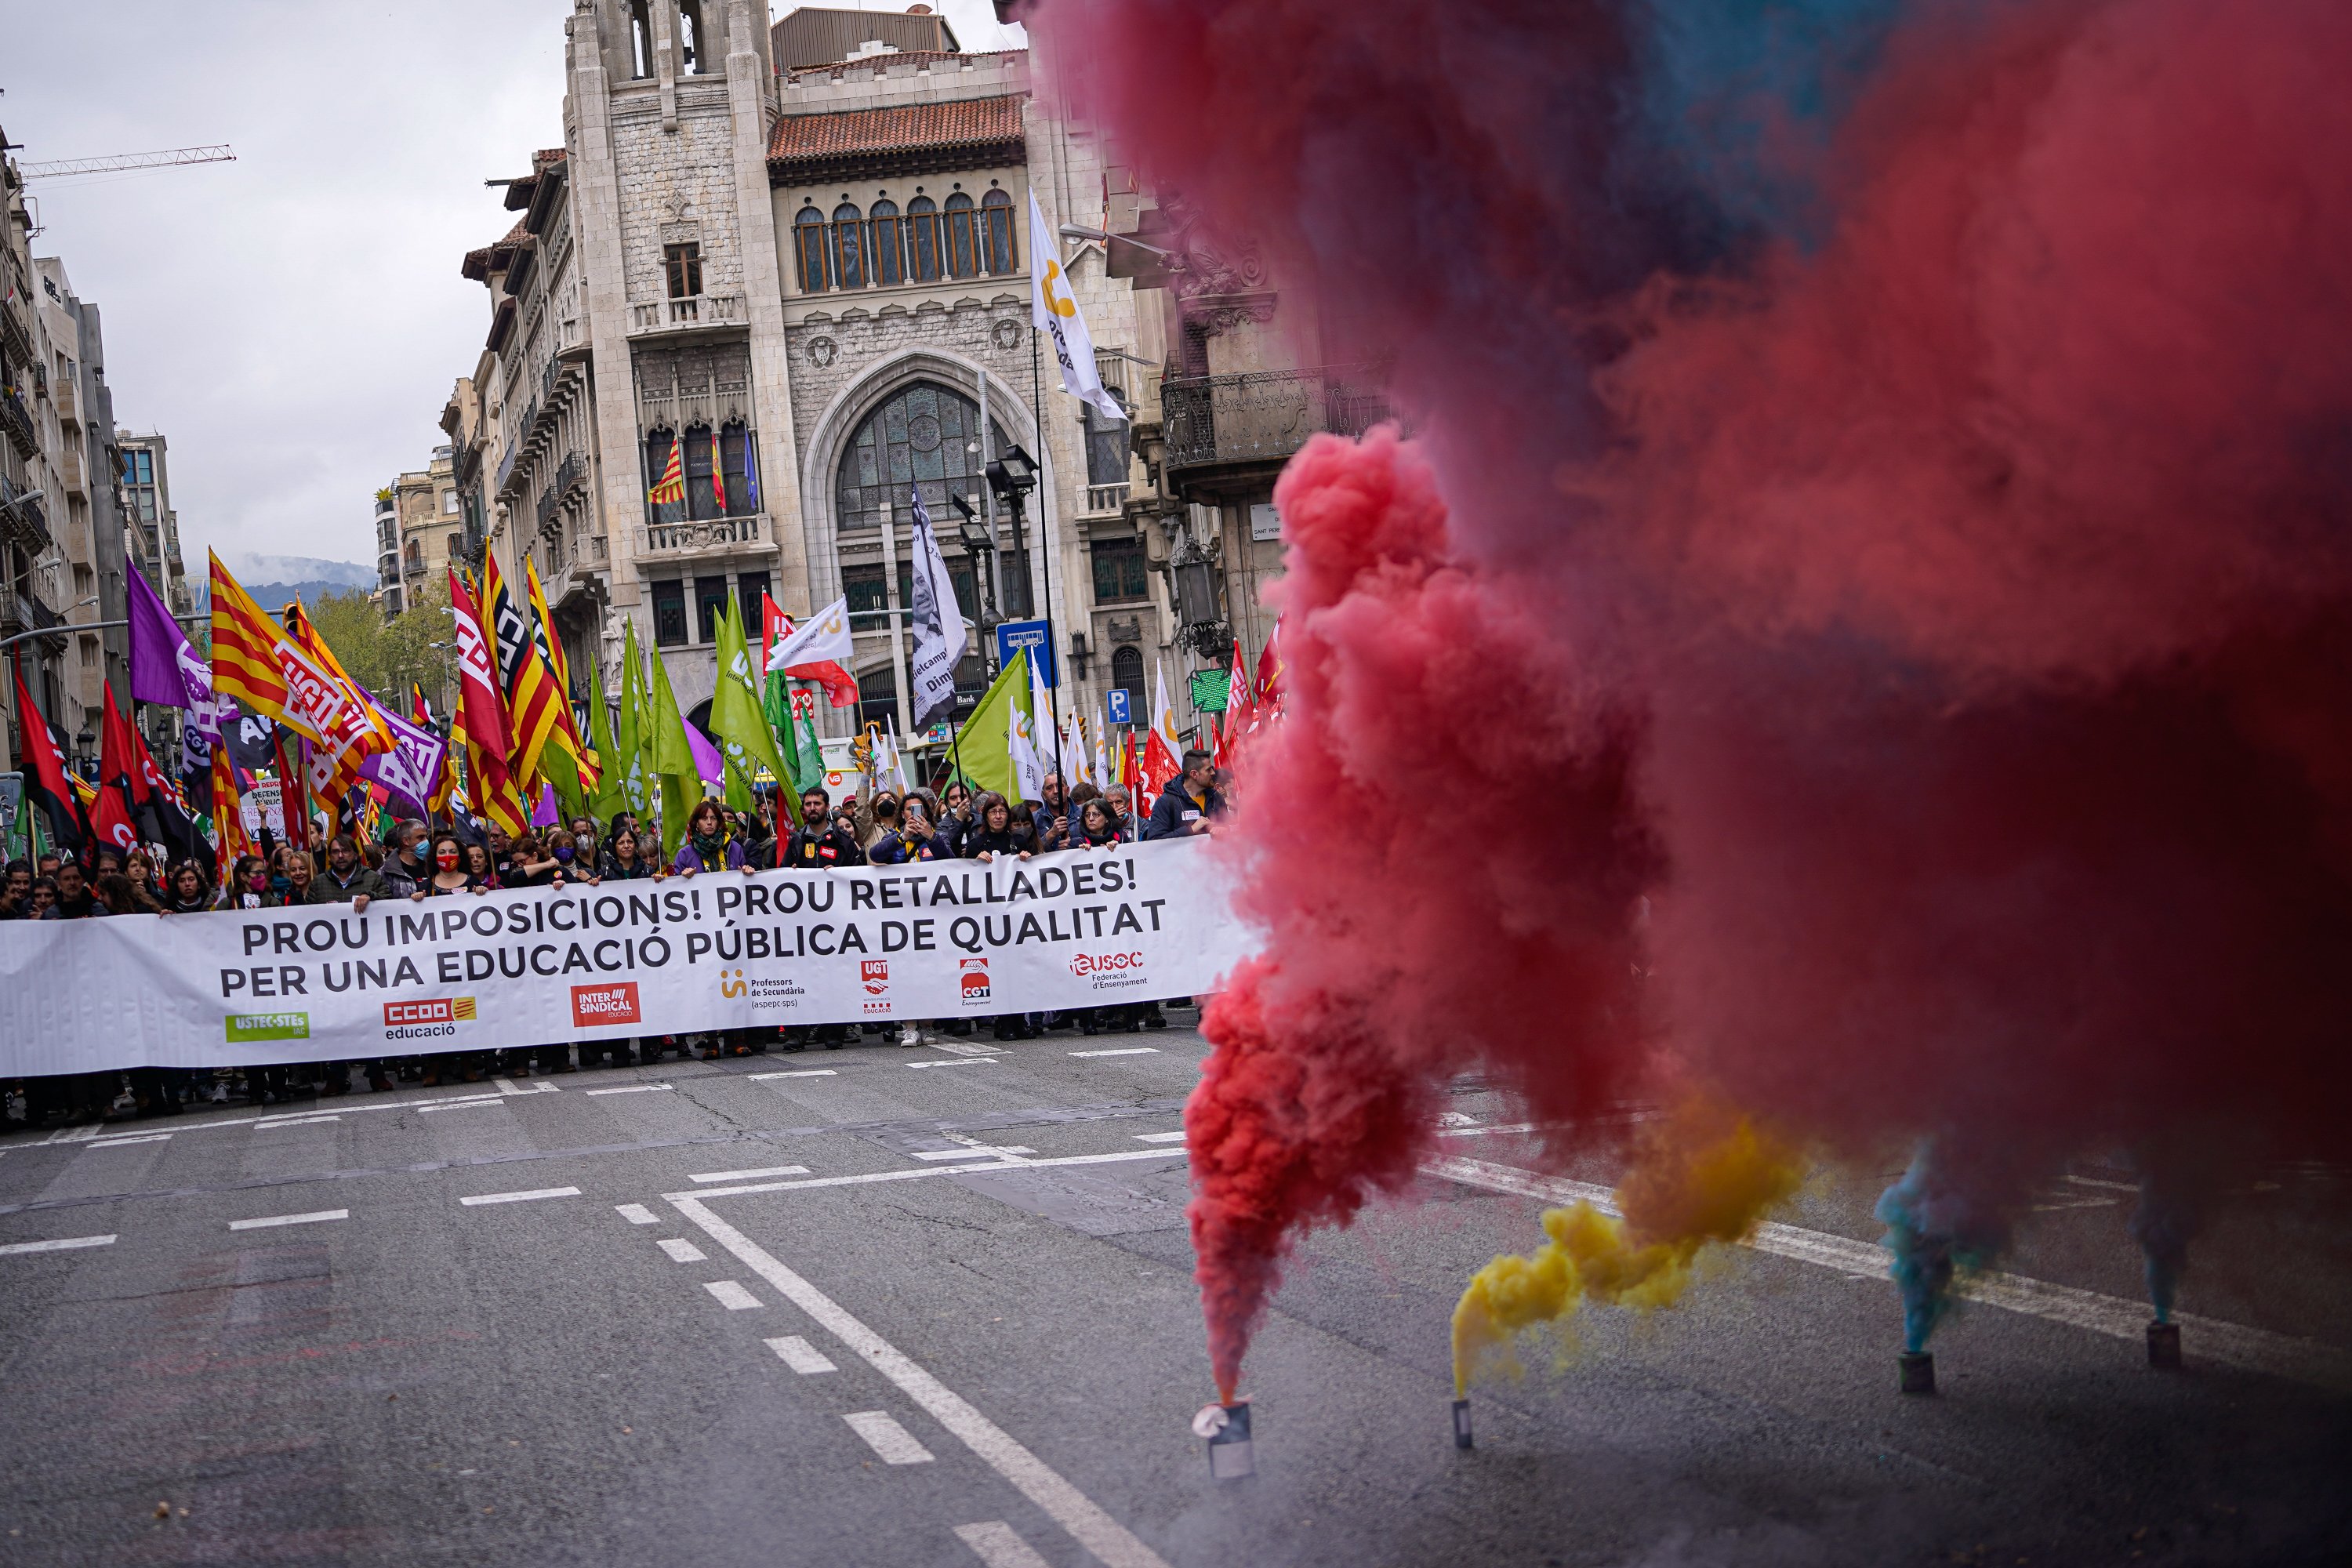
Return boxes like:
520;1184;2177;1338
357;702;448;820
532;782;561;827
684;720;724;787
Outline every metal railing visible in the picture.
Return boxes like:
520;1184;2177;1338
553;450;586;500
1;386;36;459
629;293;746;333
535;484;560;532
1160;366;1395;472
1081;482;1130;517
0;475;49;550
642;512;764;555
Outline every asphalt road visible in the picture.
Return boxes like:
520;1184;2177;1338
2;1020;2347;1567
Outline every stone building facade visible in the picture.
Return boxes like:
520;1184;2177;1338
443;2;1294;775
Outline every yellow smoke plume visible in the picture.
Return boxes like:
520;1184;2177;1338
1450;1106;1803;1394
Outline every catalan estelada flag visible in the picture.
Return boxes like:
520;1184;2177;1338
648;434;684;507
483;550;564;793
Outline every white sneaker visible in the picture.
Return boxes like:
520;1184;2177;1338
898;1025;921;1047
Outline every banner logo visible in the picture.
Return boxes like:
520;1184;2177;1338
959;956;991;1004
383;996;476;1027
720;967;747;1000
861;960;889;996
1070;952;1145;977
572;982;642;1028
226;1012;310;1043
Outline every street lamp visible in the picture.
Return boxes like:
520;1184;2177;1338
948;492;1001;662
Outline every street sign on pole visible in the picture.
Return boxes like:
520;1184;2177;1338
993;619;1057;688
1105;688;1131;725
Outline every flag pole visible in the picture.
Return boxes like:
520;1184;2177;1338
1029;327;1067;809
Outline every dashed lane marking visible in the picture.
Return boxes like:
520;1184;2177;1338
670;1146;1186;1202
670;1196;1172;1568
1421;1153;2352;1394
956;1521;1054;1568
586;1083;674;1096
656;1239;707;1262
615;1203;660;1225
766;1334;836;1374
916;1147;1036;1161
704;1279;762;1310
1069;1048;1158;1058
418;1098;510;1115
1132;1131;1185;1144
908;1058;998;1069
688;1165;811;1183
843;1410;935;1465
42;1125;103;1145
495;1078;561;1096
0;1234;116;1255
750;1069;838;1080
87;1134;173;1148
459;1186;581;1207
259;1116;341;1128
228;1209;347;1232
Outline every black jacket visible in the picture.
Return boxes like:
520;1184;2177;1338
785;824;865;869
963;825;1034;859
1142;780;1225;841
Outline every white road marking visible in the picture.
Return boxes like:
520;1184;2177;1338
956;1521;1054;1568
459;1186;581;1207
87;1133;172;1148
1437;1120;1544;1138
417;1098;508;1115
670;1196;1172;1568
0;1234;116;1255
656;1239;707;1262
688;1165;811;1183
844;1410;935;1465
42;1124;103;1145
750;1069;838;1080
916;1147;1036;1161
259;1116;341;1128
2066;1174;2140;1192
704;1279;762;1310
2032;1197;2119;1212
909;1058;998;1069
1133;1131;1185;1144
766;1334;836;1374
1069;1047;1158;1058
670;1146;1186;1202
927;1040;1007;1058
586;1083;673;1096
1421;1153;2352;1394
494;1077;561;1096
228;1209;347;1232
615;1203;660;1225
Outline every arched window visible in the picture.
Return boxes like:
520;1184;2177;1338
630;0;653;78
869;199;903;287
683;423;718;521
1085;387;1131;486
677;1;708;74
981;189;1017;275
794;205;829;292
944;192;978;279
832;201;866;290
1112;647;1145;725
644;428;684;526
906;196;941;282
718;420;752;515
836;383;1012;626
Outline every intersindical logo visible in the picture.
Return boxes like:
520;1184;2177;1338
571;982;642;1028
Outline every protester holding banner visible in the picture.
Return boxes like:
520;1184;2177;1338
671;800;744;876
310;835;390;910
161;862;213;915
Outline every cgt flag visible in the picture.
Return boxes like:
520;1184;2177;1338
93;688;143;854
448;568;526;835
11;655;89;855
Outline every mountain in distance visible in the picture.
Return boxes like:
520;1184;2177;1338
191;554;377;613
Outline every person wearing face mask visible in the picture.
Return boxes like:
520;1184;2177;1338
378;820;432;898
218;855;280;911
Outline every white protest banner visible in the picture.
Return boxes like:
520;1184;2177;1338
0;839;1250;1074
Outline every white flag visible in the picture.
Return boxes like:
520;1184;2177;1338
1094;704;1110;785
1030;191;1127;425
902;487;966;730
1030;653;1059;773
765;594;853;675
1009;682;1045;803
1068;712;1092;786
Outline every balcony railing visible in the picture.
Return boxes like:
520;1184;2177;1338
554;449;586;502
0;475;49;551
495;441;518;499
1081;482;1130;517
544;531;608;608
1;386;36;459
642;511;765;557
630;293;746;334
1160;366;1395;473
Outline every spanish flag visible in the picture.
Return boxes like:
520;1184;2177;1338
648;434;684;507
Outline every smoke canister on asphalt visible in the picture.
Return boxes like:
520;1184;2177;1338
1194;1400;1254;1481
1899;1350;1936;1395
2147;1320;2182;1369
1452;1397;1474;1450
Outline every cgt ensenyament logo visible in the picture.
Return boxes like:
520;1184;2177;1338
959;956;990;1003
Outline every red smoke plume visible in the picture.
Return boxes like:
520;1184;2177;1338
1043;0;2352;1392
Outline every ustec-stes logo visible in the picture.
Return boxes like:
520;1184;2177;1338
572;982;642;1028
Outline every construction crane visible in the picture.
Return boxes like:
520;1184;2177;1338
19;145;235;180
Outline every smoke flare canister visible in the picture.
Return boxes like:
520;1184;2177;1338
1899;1351;1936;1395
1452;1398;1474;1450
1194;1400;1254;1481
2147;1321;2182;1370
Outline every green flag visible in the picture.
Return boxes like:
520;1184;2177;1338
647;636;701;861
944;650;1029;800
712;594;796;824
618;620;649;817
787;687;826;795
586;650;628;824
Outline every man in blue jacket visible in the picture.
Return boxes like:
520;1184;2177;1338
1142;749;1224;840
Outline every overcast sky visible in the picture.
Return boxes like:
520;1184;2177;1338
3;0;1021;574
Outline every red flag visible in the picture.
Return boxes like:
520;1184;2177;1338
94;688;140;854
1252;619;1283;716
12;655;89;855
1216;636;1252;766
125;711;203;862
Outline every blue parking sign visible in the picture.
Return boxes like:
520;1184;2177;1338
1105;688;1131;725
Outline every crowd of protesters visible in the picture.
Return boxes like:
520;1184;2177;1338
0;750;1229;1127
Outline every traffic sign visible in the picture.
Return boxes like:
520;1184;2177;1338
1105;688;1131;725
994;619;1057;687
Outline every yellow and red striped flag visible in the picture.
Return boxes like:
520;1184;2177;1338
525;561;597;786
710;429;728;514
482;550;564;793
209;553;390;781
648;434;684;506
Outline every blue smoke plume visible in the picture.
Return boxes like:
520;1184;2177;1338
1877;1142;2012;1352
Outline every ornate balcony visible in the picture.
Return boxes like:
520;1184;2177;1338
1160;366;1394;475
0;475;49;552
629;292;746;336
1;385;36;460
641;510;767;558
1080;482;1131;519
544;530;608;611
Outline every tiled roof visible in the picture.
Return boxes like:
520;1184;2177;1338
768;94;1025;173
460;218;530;282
